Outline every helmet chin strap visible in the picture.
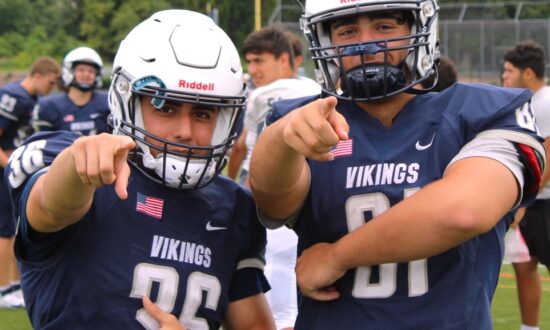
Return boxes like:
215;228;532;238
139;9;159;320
71;81;96;92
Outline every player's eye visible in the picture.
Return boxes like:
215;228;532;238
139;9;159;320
158;106;175;113
193;107;218;120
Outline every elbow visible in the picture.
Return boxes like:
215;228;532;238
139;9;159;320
445;207;499;237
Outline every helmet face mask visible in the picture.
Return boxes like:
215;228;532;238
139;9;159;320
301;0;440;102
108;10;246;190
62;47;103;91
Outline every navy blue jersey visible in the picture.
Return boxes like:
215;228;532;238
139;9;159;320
0;82;37;150
6;131;268;330
268;83;543;329
32;91;110;135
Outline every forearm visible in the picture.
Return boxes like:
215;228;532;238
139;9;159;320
0;150;8;168
27;145;94;232
332;157;518;269
249;117;309;220
227;129;247;179
224;294;275;330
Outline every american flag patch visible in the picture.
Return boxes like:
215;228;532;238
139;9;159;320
136;193;164;219
63;114;75;122
330;139;353;158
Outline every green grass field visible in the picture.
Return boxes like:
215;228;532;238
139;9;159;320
0;263;548;330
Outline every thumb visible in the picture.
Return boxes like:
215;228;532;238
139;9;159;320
142;296;184;329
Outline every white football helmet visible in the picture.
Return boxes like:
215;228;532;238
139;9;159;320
108;9;246;189
62;46;103;91
300;0;440;101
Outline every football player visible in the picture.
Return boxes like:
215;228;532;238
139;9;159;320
502;40;550;330
6;10;275;329
31;46;110;136
249;0;546;328
0;56;60;308
238;26;321;330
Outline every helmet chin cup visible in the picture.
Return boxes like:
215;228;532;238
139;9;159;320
161;154;214;188
340;65;407;100
142;153;158;169
141;152;215;189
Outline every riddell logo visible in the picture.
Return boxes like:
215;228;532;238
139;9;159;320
179;80;215;91
340;0;361;3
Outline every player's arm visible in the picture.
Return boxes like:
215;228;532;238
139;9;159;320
25;134;135;233
223;293;275;330
296;132;545;300
0;128;8;167
249;96;348;220
297;155;522;299
227;128;247;180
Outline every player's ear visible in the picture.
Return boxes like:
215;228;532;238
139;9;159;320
279;52;291;69
523;67;535;81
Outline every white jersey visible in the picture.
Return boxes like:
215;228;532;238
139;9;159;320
264;226;299;329
533;85;550;199
242;77;321;172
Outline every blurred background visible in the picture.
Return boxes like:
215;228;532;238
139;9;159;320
1;0;549;86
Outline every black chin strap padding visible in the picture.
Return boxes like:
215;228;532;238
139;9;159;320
340;65;407;99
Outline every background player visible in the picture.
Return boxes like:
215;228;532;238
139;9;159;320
227;26;300;182
237;26;321;330
32;46;110;136
0;56;60;308
248;0;545;328
5;10;275;329
502;40;550;330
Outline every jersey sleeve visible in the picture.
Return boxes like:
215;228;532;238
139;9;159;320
452;84;545;206
228;187;270;302
266;94;320;126
5;131;81;261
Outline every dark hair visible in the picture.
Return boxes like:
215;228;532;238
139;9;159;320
242;26;295;69
421;56;458;92
503;40;547;79
284;30;305;58
29;56;61;76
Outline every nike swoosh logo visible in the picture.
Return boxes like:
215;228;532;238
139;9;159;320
90;113;101;119
206;221;227;231
415;133;436;151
